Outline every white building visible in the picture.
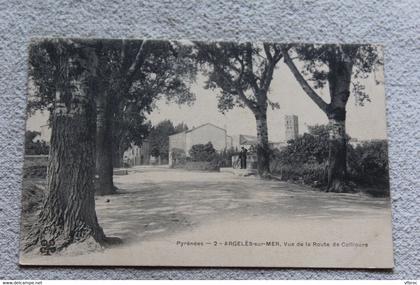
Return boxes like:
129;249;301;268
169;123;232;157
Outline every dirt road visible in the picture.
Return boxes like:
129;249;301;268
21;166;393;268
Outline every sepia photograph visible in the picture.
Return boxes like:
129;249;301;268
20;38;393;268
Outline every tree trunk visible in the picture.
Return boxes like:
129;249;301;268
112;143;124;168
95;93;116;196
326;109;348;192
325;58;353;192
255;112;271;177
25;77;106;252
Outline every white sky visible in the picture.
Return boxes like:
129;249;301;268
147;63;387;141
26;59;387;142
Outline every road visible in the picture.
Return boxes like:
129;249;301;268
96;165;390;242
22;166;394;268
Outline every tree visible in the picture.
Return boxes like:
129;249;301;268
148;120;188;163
281;44;382;192
25;39;108;252
95;40;196;193
28;39;196;195
195;42;284;177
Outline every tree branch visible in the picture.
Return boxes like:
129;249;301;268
281;47;329;114
263;43;273;61
260;46;282;95
127;40;147;78
244;43;260;94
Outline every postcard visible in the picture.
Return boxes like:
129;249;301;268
20;38;393;268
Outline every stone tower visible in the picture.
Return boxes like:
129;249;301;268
285;115;299;141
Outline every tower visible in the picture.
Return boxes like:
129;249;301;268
285;115;299;141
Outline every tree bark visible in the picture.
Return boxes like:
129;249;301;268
25;64;106;252
325;58;353;192
112;142;125;168
95;92;116;196
255;112;271;177
326;109;348;192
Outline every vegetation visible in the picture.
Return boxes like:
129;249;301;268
189;142;216;162
282;44;382;192
29;39;196;195
23;39;389;255
148;120;188;163
24;131;49;155
271;125;389;196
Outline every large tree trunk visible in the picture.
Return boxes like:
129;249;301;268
112;141;125;168
325;57;353;192
25;70;106;252
255;112;271;177
326;108;348;192
95;93;116;196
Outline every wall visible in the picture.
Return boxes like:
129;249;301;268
0;0;419;279
186;124;227;153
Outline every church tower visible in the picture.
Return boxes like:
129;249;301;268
285;115;299;141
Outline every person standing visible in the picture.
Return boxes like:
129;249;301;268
240;147;248;169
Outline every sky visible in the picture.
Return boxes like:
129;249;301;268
147;63;387;142
26;56;388;142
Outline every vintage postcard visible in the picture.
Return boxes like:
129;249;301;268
20;38;393;268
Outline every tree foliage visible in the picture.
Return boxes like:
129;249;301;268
281;44;382;192
148;120;188;159
194;41;283;114
194;41;285;176
283;44;383;111
25;131;49;155
28;39;197;161
347;140;389;186
278;125;330;165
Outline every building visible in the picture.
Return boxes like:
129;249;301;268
40;124;51;144
123;140;151;166
231;134;285;151
285;115;299;141
169;123;233;164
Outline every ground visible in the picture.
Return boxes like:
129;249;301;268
21;165;393;268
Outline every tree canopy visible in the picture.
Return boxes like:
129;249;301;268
148;120;188;159
194;41;283;114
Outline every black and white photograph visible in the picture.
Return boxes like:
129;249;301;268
20;38;393;268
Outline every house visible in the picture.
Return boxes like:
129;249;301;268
123;140;151;166
168;123;233;165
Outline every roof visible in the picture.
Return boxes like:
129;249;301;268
169;123;227;138
186;123;227;134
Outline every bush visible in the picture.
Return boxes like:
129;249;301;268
25;131;49;155
271;160;327;187
189;142;216;162
348;140;389;187
271;125;389;190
